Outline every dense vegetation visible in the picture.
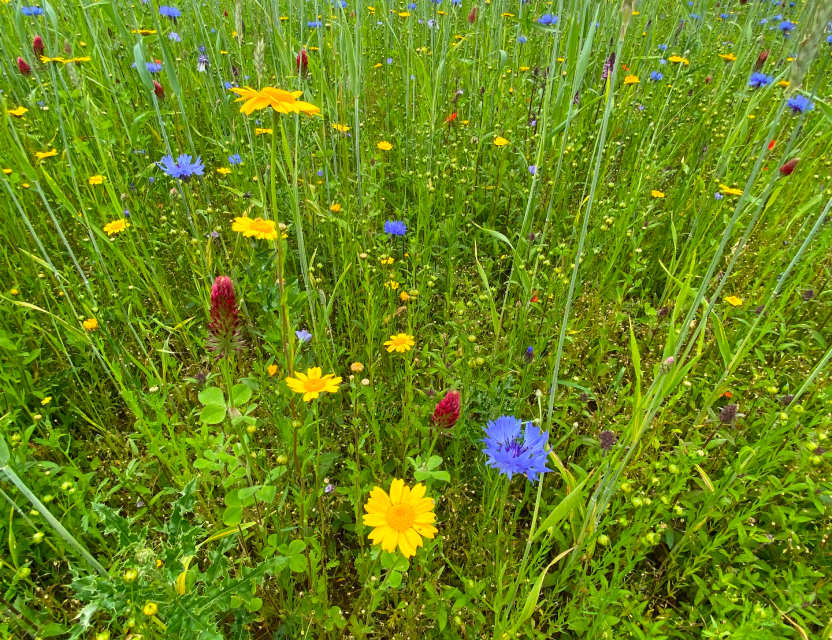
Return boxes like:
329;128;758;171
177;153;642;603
1;0;830;638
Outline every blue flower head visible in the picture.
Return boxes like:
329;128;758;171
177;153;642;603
159;5;181;18
827;35;832;45
21;6;44;16
517;35;527;44
748;72;773;89
169;32;181;42
295;329;312;342
228;154;242;165
146;62;162;73
650;71;663;81
482;416;551;482
537;13;558;26
779;20;795;34
786;94;813;114
384;220;407;236
158;154;205;180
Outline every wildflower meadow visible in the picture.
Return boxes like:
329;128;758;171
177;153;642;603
1;0;831;638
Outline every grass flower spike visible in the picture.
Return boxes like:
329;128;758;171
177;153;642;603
363;479;437;558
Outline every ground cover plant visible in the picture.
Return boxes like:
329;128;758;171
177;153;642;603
0;0;831;637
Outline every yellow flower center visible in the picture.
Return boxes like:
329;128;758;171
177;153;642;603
250;219;275;234
303;377;326;392
386;504;415;532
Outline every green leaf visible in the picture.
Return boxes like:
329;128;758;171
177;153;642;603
532;475;589;542
0;434;9;466
222;505;242;526
198;386;225;407
288;539;306;554
199;404;227;425
231;383;253;407
288;553;307;573
132;40;154;92
255;485;276;503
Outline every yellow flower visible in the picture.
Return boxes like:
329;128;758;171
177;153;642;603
332;123;351;133
142;602;158;617
362;479;437;558
385;280;400;290
725;296;743;307
267;364;278;377
41;397;52;406
35;149;58;161
350;361;364;373
83;318;99;331
232;215;278;240
285;367;342;401
718;53;736;62
8;106;27;117
623;75;640;85
651;190;665;198
377;140;393;151
329;203;342;212
103;219;130;236
493;136;509;147
719;184;743;196
254;128;273;135
70;56;91;63
400;291;410;302
777;80;790;88
88;175;105;185
2;168;12;175
131;29;157;35
398;11;410;17
216;167;231;175
384;333;415;353
229;86;320;117
668;55;689;65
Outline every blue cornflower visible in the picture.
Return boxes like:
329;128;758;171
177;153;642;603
524;346;534;361
482;416;551;482
21;6;44;16
786;94;813;114
714;192;724;200
537;13;558;26
451;0;461;5
407;2;416;8
658;44;667;51
517;35;527;44
158;154;205;180
748;72;773;89
169;32;181;42
528;165;537;176
308;19;323;27
295;329;312;342
228;154;242;165
384;220;407;236
159;5;181;18
386;57;393;64
827;35;832;45
650;71;663;81
146;62;162;73
779;20;795;34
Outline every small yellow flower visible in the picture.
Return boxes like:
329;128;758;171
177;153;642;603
216;167;231;175
493;136;509;147
400;291;410;302
384;333;415;353
232;216;278;240
131;29;157;35
363;479;437;558
651;190;665;198
285;367;342;401
725;296;743;307
83;318;99;331
329;203;342;213
777;80;790;88
385;280;400;290
623;75;640;85
255;128;273;135
41;397;52;405
267;364;278;377
10;288;19;295
350;361;364;373
8;106;28;117
667;55;689;65
88;175;105;185
377;140;393;151
719;184;743;196
103;219;130;236
718;53;736;62
142;602;158;616
332;123;351;133
35;149;58;161
398;11;410;17
2;168;12;175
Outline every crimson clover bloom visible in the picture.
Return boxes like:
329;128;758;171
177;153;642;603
432;390;460;428
158;154;204;180
482;416;551;482
208;276;243;357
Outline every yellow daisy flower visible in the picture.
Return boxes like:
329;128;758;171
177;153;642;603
103;219;130;236
623;74;640;85
377;140;393;151
8;106;28;117
651;190;665;198
285;367;342;401
88;175;105;185
35;149;58;161
83;318;99;331
725;296;743;307
232;216;278;240
493;136;509;146
362;479;437;558
384;333;415;353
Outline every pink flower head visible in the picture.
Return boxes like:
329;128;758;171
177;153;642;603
208;276;242;356
296;49;308;75
779;158;799;176
432;390;460;428
33;36;44;57
153;80;165;100
18;57;31;75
